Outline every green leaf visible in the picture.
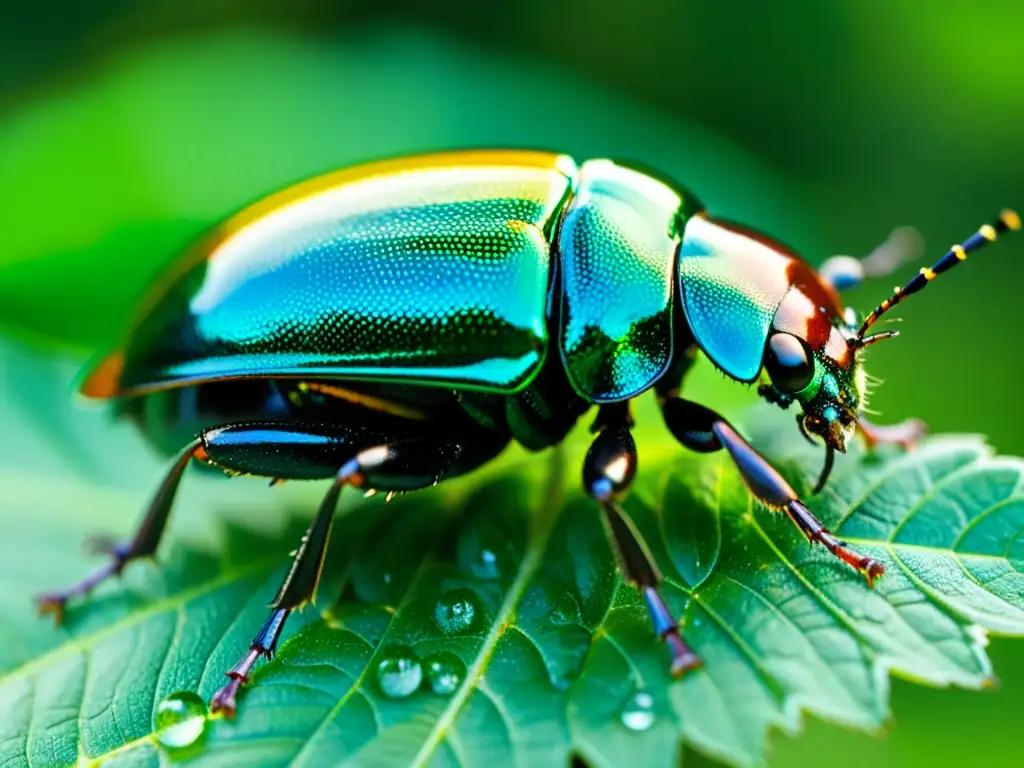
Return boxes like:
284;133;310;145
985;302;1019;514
2;27;1023;768
2;334;1024;768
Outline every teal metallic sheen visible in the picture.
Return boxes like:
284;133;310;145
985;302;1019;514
114;155;574;396
678;216;797;382
557;160;684;402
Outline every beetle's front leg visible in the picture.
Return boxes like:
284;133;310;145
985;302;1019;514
858;416;926;451
584;410;701;677
36;439;203;623
661;398;885;586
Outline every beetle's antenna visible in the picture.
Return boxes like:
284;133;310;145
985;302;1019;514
857;209;1021;337
849;329;900;351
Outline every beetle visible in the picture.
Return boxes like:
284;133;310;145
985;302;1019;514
36;150;1020;716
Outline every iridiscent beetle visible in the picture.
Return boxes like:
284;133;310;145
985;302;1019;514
36;150;1020;715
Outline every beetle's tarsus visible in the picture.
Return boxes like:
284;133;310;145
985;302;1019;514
211;647;265;717
666;631;702;677
210;679;243;718
36;595;67;625
859;557;886;588
211;608;289;715
34;549;130;625
787;501;887;586
642;585;702;678
33;442;200;625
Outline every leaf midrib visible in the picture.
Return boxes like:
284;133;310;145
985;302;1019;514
408;449;566;768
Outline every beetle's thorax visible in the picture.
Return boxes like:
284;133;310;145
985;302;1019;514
674;213;866;452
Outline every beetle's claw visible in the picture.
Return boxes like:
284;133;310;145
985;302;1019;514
665;631;702;678
210;678;243;718
860;557;886;588
210;646;264;717
36;594;67;625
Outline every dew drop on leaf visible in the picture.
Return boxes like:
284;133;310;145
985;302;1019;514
620;690;655;732
472;548;501;579
376;646;423;698
154;691;207;749
424;651;466;695
434;589;478;633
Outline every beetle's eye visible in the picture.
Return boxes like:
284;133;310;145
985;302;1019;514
765;333;815;393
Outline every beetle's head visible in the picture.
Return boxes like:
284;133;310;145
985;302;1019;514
757;283;890;492
760;327;869;455
750;209;1021;492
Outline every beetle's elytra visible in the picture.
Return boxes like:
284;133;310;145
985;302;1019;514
38;150;1020;715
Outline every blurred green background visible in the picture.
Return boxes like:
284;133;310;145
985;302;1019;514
1;1;1021;766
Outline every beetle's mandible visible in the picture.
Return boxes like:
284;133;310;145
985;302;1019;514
36;150;1021;715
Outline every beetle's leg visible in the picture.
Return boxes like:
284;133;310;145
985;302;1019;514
858;416;926;451
36;439;202;623
819;226;923;293
584;411;701;677
209;452;363;717
661;398;885;586
207;432;488;717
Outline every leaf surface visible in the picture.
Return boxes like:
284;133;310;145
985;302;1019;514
1;335;1023;768
2;27;1023;768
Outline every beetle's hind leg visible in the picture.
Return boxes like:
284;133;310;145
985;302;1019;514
584;408;701;677
203;423;508;716
661;398;885;586
36;439;202;623
818;226;923;293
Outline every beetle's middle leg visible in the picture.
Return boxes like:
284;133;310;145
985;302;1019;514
203;422;508;716
584;405;701;677
660;397;885;586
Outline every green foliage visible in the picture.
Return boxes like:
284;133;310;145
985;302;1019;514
1;338;1023;768
2;26;1023;768
0;27;810;352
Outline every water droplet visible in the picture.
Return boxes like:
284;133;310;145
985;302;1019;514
154;691;207;749
434;589;478;634
456;518;519;581
620;690;655;732
474;549;500;579
424;652;466;696
376;646;423;698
